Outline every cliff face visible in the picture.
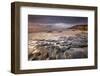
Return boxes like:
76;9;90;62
68;24;88;31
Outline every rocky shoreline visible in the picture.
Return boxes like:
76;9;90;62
28;32;88;60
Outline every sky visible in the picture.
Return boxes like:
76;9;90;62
28;15;88;25
28;15;88;32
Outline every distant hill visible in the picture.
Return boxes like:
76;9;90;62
28;23;88;33
68;24;88;31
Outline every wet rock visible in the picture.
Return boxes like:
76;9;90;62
71;41;87;48
28;32;88;60
56;53;65;59
69;48;88;58
64;51;72;59
71;35;87;48
58;36;68;41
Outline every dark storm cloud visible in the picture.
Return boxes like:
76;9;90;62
28;15;88;24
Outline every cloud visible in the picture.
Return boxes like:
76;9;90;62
53;23;73;28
